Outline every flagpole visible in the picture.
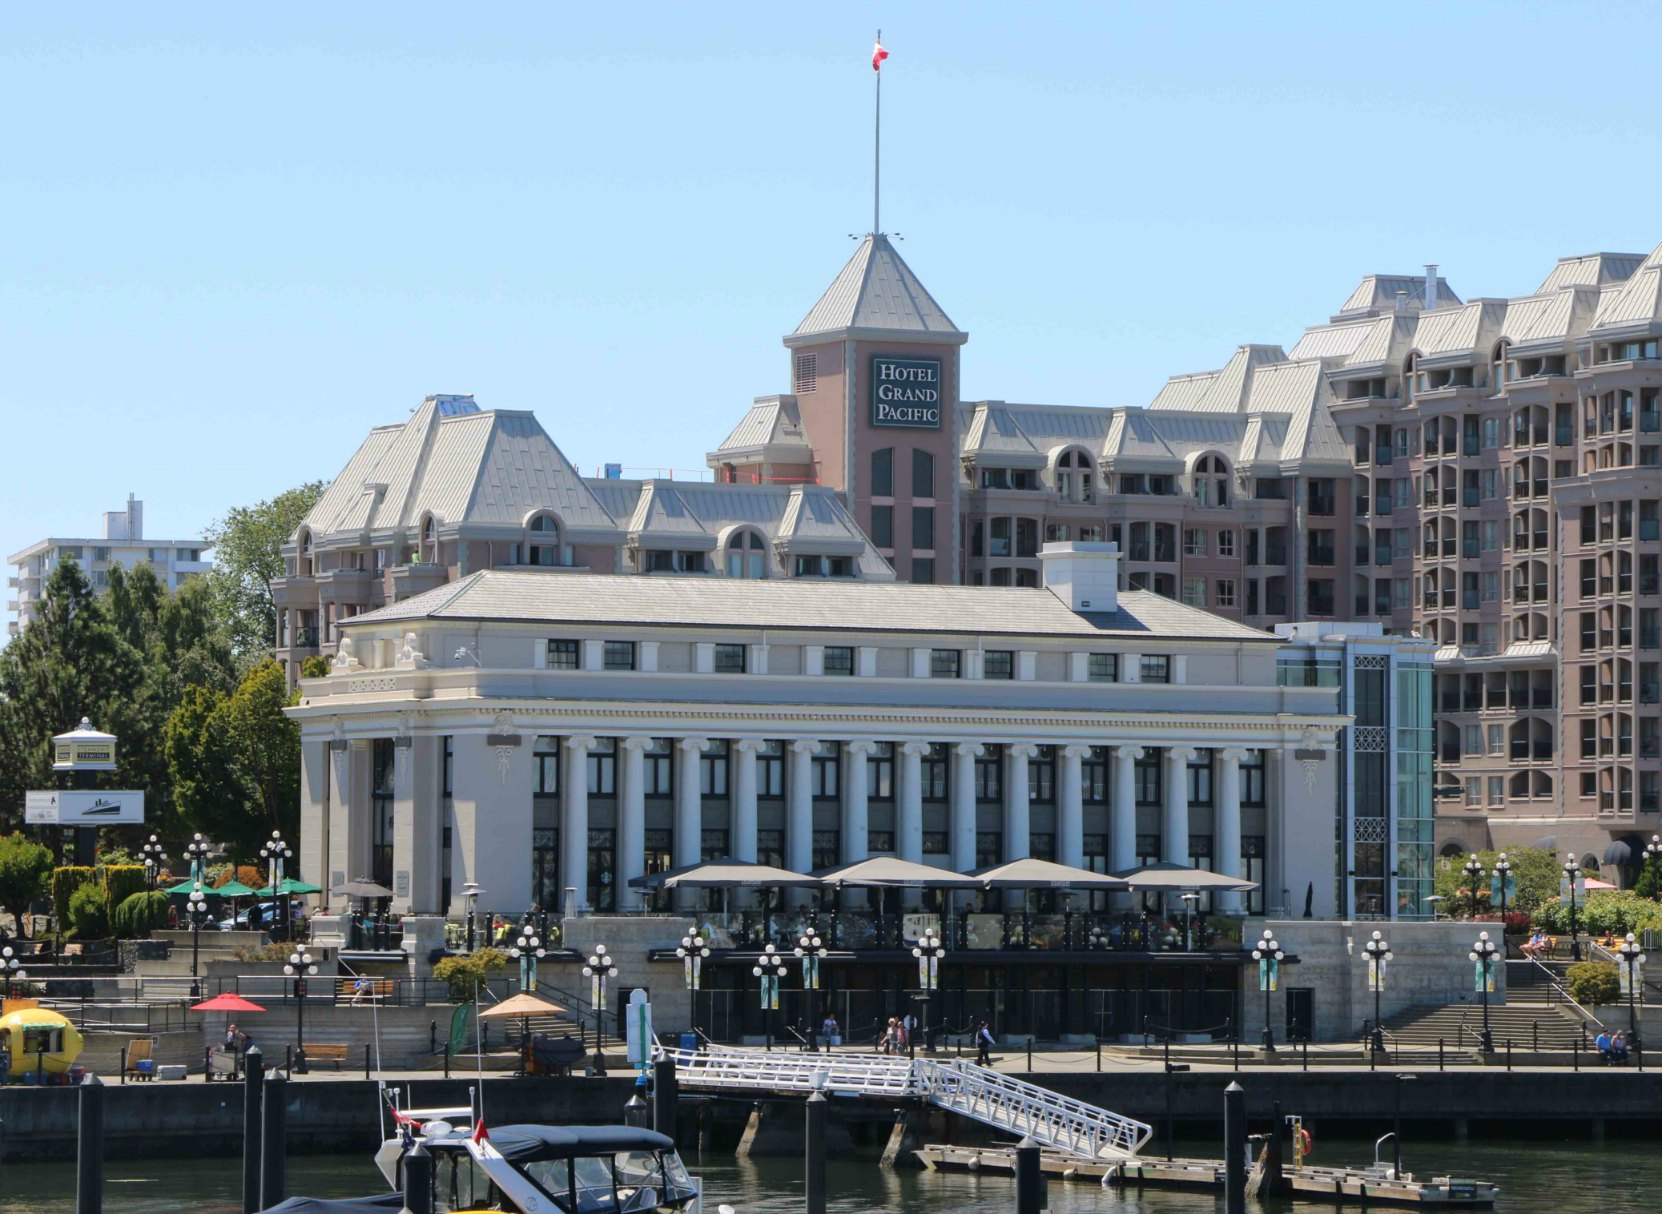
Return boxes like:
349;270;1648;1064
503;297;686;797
873;27;881;235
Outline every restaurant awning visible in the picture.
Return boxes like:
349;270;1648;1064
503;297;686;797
627;858;819;890
968;858;1129;890
812;857;982;889
1110;862;1259;892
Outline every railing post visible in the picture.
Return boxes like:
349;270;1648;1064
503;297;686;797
365;1043;372;1079
241;1046;264;1214
1438;1039;1444;1072
1097;1037;1102;1073
1301;1037;1308;1072
1573;1038;1580;1072
1027;1037;1034;1073
261;1073;287;1210
1505;1040;1512;1072
1533;1021;1539;1054
76;1074;104;1214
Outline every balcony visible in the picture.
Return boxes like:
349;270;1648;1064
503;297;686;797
389;563;450;601
270;575;318;609
1556;424;1575;446
288;628;319;650
1265;547;1287;566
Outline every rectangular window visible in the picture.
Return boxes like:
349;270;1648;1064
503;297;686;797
1181;577;1207;606
534;736;561;794
983;650;1014;680
757;740;784;797
1186;749;1214;805
975;749;1003;800
546;639;580;670
644;738;673;796
911;505;935;550
823;645;855;675
812;829;840;871
976;832;1003;868
871;505;894;549
911;557;936;584
1140;654;1171;684
587;738;617;796
872;448;894;497
1028;745;1056;803
700;829;729;862
1087;652;1118;682
442;736;454;797
1217;529;1236;557
867;742;894;800
1241;750;1266;806
603;641;636;671
1183;529;1208;557
922;831;949;855
1083;747;1109;802
713;643;746;674
868;829;895;854
1134;752;1162;805
757;828;785;868
1216;579;1237;608
700;741;729;796
922;743;948;800
912;449;936;498
930;648;961;678
811;743;839;798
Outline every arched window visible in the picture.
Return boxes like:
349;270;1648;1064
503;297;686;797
297;529;314;577
725;530;767;579
1491;340;1510;392
525;514;563;567
1055;449;1094;504
1192;455;1230;507
419;516;437;565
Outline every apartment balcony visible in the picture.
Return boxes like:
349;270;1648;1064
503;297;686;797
389;563;450;601
286;628;319;651
270;575;319;610
315;567;376;603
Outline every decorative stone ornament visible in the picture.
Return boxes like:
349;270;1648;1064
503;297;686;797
395;632;429;669
332;635;362;673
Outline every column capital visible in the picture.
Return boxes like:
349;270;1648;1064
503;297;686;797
844;739;879;757
953;742;986;759
1007;743;1039;760
1166;745;1199;764
733;738;767;755
677;736;711;754
899;741;932;758
619;735;655;753
1113;745;1146;761
1219;747;1251;764
565;734;598;753
1059;743;1092;760
790;738;820;756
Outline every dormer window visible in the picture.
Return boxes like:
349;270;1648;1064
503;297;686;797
725;530;767;579
1055;449;1094;504
1193;455;1230;507
793;554;853;578
526;515;563;567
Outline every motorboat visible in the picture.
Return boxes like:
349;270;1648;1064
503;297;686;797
371;1102;704;1214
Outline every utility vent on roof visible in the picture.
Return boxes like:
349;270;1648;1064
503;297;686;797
794;353;818;395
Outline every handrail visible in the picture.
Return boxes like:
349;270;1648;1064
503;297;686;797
1523;953;1606;1031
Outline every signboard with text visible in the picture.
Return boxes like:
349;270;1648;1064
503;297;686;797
26;789;145;825
870;355;943;428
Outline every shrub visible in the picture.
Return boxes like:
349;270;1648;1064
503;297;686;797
101;865;148;925
300;655;333;679
112;890;170;939
1566;961;1621;1007
233;941;293;963
1503;911;1531;935
67;881;109;939
52;866;97;927
433;948;508;1000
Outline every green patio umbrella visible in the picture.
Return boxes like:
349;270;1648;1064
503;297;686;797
163;878;208;896
211;881;260;898
254;877;323;896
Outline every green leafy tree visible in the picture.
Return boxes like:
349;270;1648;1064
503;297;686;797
0;559;145;830
1433;847;1561;915
203;482;326;660
164;660;300;859
299;655;332;680
0;833;53;939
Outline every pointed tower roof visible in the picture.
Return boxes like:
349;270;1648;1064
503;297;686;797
787;234;967;346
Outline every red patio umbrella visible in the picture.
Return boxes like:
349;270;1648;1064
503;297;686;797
191;992;268;1013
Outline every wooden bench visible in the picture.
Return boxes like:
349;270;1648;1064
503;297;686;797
300;1043;351;1069
122;1037;156;1082
337;978;396;1004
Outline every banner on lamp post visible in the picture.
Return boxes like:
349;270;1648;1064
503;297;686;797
1259;956;1278;992
1474;960;1495;993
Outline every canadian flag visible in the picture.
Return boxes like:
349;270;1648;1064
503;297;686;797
472;1118;490;1145
872;40;889;72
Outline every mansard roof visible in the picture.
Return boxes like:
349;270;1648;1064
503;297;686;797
789;234;967;345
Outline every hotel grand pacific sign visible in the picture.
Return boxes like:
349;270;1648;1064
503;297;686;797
870;355;943;429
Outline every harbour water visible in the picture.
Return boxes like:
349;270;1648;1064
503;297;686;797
1;1136;1650;1214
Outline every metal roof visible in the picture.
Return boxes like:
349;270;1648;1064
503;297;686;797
792;234;966;341
1287;320;1377;363
1536;252;1645;294
1334;274;1461;320
1589;242;1662;333
711;397;812;455
345;569;1279;643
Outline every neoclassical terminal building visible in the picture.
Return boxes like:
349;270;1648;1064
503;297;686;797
288;543;1370;921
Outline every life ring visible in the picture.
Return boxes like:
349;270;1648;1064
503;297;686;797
1299;1127;1314;1158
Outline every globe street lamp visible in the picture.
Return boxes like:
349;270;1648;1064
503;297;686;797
1363;930;1392;1054
794;929;826;1051
141;835;168;891
911;928;945;1057
677;934;709;1039
1562;854;1584;961
1491;853;1514;925
187;883;212;1000
1469;931;1498;1053
284;947;318;1074
1644;836;1662;890
261;831;294;942
510;921;546;993
1;947;28;999
1461;854;1486;920
582;944;618;1074
1616;933;1647;1048
752;944;787;1053
1251;929;1282;1052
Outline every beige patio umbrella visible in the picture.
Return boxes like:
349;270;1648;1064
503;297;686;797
1110;862;1258;893
813;857;982;888
969;858;1130;890
477;992;570;1021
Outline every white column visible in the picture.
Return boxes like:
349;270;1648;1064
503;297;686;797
299;736;330;894
1058;744;1089;870
618;736;651;911
788;740;818;876
1163;746;1197;866
897;742;928;863
392;735;441;914
561;735;597;912
841;741;876;864
675;736;708;870
951;743;983;874
1110;745;1144;906
732;739;762;862
1216;748;1248;915
1004;744;1036;862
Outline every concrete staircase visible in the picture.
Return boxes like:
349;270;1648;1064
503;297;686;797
1378;1001;1587;1049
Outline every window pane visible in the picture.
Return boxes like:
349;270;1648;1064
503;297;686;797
872;448;894;497
912;449;935;498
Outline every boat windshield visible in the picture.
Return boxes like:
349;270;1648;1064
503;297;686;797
518;1150;698;1212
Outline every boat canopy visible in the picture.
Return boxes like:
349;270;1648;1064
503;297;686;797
256;1195;404;1213
488;1124;676;1164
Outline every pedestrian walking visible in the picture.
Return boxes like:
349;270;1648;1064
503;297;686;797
975;1019;995;1066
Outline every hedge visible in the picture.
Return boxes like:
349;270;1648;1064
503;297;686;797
101;865;148;925
112;890;170;939
67;881;109;938
433;948;508;1000
52;866;97;927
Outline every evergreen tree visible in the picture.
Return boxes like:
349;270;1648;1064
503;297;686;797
203;482;326;661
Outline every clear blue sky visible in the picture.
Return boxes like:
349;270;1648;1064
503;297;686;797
3;3;1659;587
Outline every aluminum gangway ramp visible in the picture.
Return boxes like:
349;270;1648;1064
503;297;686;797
654;1046;1151;1162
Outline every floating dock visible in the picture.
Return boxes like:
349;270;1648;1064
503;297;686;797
916;1144;1499;1207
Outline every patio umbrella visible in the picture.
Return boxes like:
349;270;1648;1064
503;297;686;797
163;878;210;896
190;992;268;1013
1582;877;1619;891
627;859;819;890
812;857;981;889
969;858;1129;890
257;877;324;897
1110;862;1258;892
331;878;395;899
477;992;570;1021
212;880;260;898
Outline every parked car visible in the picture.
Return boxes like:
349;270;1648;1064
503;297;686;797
216;899;304;931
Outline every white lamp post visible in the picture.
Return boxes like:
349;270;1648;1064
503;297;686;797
582;944;618;1073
